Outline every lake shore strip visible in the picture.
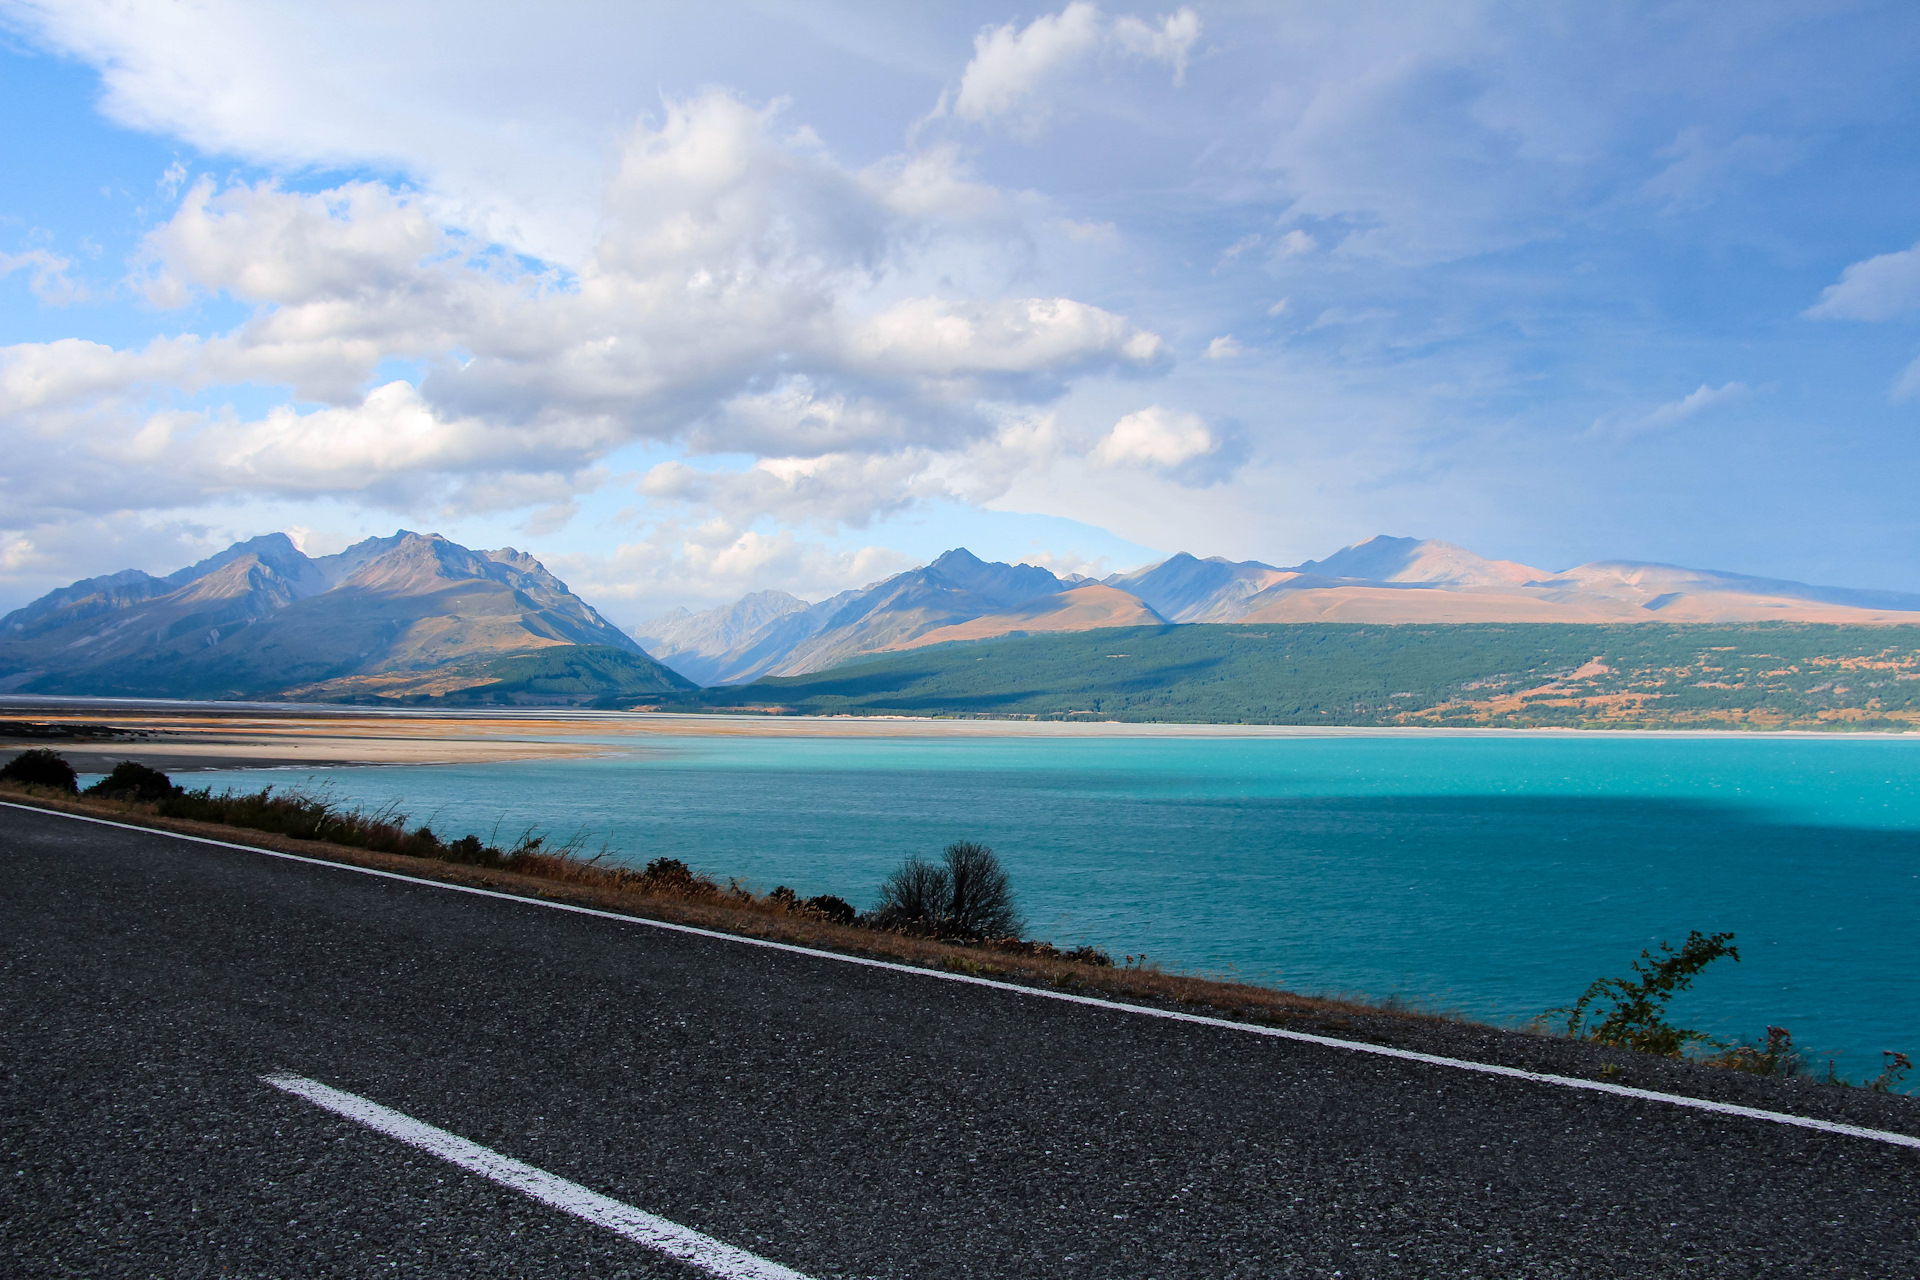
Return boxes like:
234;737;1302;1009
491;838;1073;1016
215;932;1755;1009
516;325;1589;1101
5;698;1917;775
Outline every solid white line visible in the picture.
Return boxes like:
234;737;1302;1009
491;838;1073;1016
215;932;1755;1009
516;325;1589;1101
12;800;1920;1152
262;1074;812;1280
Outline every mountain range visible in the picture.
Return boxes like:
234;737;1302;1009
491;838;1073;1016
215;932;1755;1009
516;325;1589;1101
7;530;1918;705
637;536;1920;685
0;531;689;702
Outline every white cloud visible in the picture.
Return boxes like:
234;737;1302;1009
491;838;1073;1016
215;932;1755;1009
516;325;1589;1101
1274;229;1316;257
550;525;914;623
1204;335;1243;359
1640;381;1749;429
1591;380;1751;441
0;88;1166;546
640;409;1074;534
641;453;937;532
1806;241;1920;321
137;178;445;308
0;249;85;305
944;3;1199;131
1111;7;1200;83
1094;405;1213;468
846;295;1163;380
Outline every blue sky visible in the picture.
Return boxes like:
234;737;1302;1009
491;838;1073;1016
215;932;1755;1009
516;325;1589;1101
2;1;1918;623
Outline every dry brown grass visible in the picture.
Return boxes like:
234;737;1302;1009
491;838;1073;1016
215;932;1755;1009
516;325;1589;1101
0;780;1398;1033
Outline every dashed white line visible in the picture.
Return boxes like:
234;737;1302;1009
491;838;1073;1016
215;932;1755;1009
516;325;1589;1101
13;801;1920;1153
262;1074;813;1280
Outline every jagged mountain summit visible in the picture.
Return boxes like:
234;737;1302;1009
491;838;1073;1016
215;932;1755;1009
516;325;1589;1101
0;531;691;703
638;535;1920;686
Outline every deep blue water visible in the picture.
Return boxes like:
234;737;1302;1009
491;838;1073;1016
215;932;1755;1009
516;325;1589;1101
173;734;1920;1083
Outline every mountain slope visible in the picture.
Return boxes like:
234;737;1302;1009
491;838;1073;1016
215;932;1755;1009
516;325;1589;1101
637;548;1074;684
764;548;1068;676
676;621;1920;730
1103;553;1290;622
0;531;690;702
888;584;1167;650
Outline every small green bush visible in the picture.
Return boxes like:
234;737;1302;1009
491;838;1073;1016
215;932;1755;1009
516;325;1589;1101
0;748;78;792
1551;930;1739;1057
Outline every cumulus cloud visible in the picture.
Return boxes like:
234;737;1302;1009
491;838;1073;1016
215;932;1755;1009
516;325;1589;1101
137;178;446;308
846;295;1162;381
641;410;1073;534
0;88;1164;545
942;3;1199;131
1805;241;1920;321
1091;405;1240;485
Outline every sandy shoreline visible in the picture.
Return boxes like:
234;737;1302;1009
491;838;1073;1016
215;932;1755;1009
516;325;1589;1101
2;697;1914;773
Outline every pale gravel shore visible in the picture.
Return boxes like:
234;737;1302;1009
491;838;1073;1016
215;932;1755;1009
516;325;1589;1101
1;696;1914;773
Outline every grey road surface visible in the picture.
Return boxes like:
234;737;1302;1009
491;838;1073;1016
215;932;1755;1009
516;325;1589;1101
3;804;1917;1278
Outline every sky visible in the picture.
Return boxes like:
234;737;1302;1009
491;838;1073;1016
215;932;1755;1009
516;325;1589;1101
2;0;1919;625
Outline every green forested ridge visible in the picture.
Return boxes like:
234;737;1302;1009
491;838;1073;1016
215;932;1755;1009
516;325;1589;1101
665;623;1920;728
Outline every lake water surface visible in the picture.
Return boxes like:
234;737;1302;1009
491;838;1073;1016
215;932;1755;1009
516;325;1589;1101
180;732;1919;1083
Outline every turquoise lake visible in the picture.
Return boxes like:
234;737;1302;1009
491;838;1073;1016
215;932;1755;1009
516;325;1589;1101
175;732;1919;1084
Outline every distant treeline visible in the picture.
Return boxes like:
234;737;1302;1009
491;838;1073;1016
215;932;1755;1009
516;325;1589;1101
657;622;1920;729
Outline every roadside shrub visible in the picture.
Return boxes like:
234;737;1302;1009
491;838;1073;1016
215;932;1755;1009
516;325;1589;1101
800;893;857;925
873;854;952;930
440;833;500;866
641;856;695;888
84;761;180;804
1705;1025;1806;1077
1869;1051;1913;1093
1;748;78;793
872;841;1021;939
636;856;722;898
943;840;1021;939
1550;930;1739;1056
1064;944;1114;967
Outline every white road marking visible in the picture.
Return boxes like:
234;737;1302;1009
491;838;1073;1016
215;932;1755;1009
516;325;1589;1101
14;801;1920;1152
262;1074;813;1280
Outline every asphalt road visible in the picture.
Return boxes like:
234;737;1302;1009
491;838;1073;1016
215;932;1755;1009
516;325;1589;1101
3;805;1917;1278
